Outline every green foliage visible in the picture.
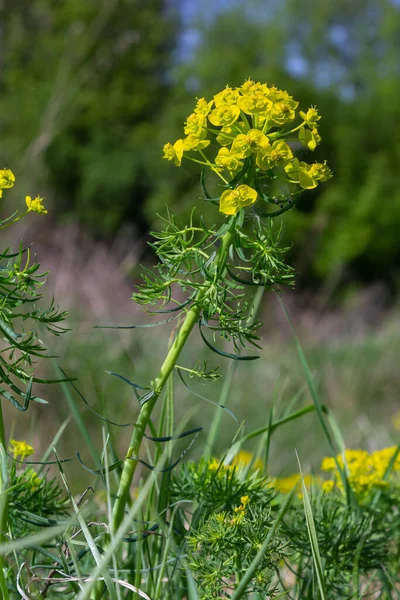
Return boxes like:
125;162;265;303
0;243;68;410
133;210;294;357
0;0;179;235
7;460;69;538
187;498;285;599
170;458;272;519
283;492;395;599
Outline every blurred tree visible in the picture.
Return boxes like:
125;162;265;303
0;0;179;235
152;0;400;288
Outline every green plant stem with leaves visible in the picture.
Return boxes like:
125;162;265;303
111;229;234;533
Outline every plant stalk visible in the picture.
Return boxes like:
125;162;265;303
111;229;234;534
0;401;10;599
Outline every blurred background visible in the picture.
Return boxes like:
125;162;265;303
1;0;400;486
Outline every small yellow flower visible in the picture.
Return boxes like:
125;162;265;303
238;90;271;115
9;439;34;460
299;126;322;151
268;101;297;126
25;195;47;214
231;129;269;159
240;495;250;506
240;79;270;96
194;97;213;116
0;168;15;189
214;87;240;107
219;184;258;216
215;147;243;173
209;104;241;127
163;140;184;166
300;106;321;127
285;159;332;189
184;112;206;137
256;140;293;170
0;168;16;198
322;480;335;493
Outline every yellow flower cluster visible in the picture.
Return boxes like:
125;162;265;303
0;168;47;215
8;439;34;461
230;495;250;526
0;168;15;198
321;447;400;500
271;473;315;495
163;79;332;215
208;450;264;475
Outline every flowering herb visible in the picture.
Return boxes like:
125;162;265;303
163;79;332;215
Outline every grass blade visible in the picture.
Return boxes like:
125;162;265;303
296;452;327;600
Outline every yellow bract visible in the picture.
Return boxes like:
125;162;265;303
219;185;258;216
26;195;48;214
183;136;210;152
299;126;321;151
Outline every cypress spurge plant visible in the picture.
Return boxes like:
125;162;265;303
110;78;332;534
0;172;68;596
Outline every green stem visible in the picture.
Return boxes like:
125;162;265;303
0;401;10;600
204;286;265;458
110;229;234;534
